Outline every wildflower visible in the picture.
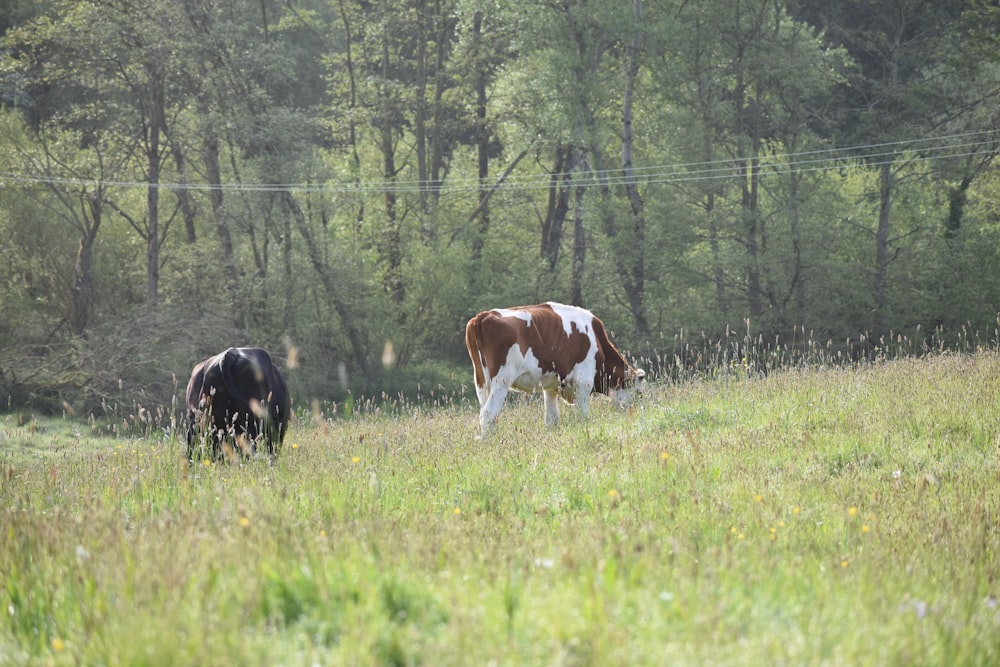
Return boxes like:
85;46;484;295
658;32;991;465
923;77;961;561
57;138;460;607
351;456;360;464
792;506;801;515
861;524;870;533
319;530;327;538
753;494;763;503
841;559;849;568
608;489;619;498
660;452;670;461
292;443;299;450
239;516;250;528
848;506;858;517
51;638;65;652
453;507;461;515
737;533;745;541
202;459;212;467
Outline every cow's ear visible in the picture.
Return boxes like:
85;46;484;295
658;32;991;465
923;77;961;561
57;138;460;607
636;369;646;379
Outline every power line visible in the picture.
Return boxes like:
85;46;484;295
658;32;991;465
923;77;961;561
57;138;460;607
0;128;996;195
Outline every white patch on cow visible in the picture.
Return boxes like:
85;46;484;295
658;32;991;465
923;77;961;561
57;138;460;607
477;327;599;436
473;359;491;408
478;343;543;433
491;307;533;325
545;301;594;339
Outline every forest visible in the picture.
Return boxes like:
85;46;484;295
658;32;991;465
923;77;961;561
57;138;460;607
0;0;998;417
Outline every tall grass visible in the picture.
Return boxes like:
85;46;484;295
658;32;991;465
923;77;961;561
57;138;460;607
2;351;999;665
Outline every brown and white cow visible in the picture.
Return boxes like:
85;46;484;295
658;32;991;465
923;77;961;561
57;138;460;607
465;302;645;435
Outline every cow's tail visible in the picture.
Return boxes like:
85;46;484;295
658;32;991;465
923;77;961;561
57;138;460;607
465;313;488;392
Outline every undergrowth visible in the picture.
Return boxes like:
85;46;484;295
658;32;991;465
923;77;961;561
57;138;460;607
2;351;999;665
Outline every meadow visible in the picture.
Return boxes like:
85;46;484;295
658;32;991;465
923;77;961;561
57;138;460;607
2;352;999;666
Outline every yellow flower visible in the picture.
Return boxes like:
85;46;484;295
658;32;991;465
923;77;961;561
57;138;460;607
792;506;801;515
753;494;763;503
848;506;858;517
51;638;65;652
292;443;299;450
841;559;849;568
351;456;360;464
202;459;212;467
861;524;870;533
608;489;619;498
319;530;327;537
737;533;745;541
453;507;461;515
660;452;670;461
239;516;250;528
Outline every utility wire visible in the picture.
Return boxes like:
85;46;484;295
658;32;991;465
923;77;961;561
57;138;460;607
0;128;996;195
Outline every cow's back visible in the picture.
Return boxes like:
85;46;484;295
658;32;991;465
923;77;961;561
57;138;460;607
467;303;597;384
185;347;290;457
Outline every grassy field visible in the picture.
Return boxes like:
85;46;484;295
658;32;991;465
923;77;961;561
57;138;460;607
2;352;999;665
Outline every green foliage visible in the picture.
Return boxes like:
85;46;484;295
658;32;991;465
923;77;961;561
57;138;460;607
0;0;998;413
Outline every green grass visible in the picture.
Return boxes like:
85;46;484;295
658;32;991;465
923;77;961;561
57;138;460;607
2;353;999;665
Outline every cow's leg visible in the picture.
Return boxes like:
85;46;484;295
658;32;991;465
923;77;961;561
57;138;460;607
543;387;561;426
576;390;591;419
573;378;594;420
479;378;510;435
474;378;490;408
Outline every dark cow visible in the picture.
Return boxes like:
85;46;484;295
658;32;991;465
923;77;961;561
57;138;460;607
465;302;645;435
185;347;291;460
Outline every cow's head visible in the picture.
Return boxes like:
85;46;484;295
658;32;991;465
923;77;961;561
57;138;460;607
610;367;645;408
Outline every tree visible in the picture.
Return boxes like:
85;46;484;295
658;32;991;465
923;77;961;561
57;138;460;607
792;0;989;338
0;113;127;337
4;0;189;314
654;0;851;335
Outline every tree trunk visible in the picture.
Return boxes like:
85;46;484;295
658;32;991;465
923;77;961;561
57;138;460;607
944;175;972;239
145;64;164;314
171;141;197;245
284;191;376;388
337;0;365;239
570;181;586;307
70;193;102;336
540;142;575;270
789;168;806;322
428;0;451;214
471;8;490;261
379;32;404;307
414;0;429;216
620;0;650;338
874;159;893;339
203;134;234;264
